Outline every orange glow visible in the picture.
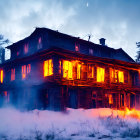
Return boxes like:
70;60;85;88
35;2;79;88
89;108;140;120
110;69;124;83
118;71;124;83
88;65;94;78
44;59;53;77
97;67;105;82
0;70;3;83
24;44;28;54
77;63;81;79
109;94;113;104
11;68;15;81
63;60;73;79
59;60;61;74
22;65;26;79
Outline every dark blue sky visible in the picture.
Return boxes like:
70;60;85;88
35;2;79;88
0;0;140;59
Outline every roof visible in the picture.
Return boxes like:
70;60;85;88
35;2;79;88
2;47;140;70
6;27;135;63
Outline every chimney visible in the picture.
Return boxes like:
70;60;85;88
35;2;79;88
99;38;106;46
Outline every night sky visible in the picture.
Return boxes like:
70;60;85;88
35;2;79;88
0;0;140;60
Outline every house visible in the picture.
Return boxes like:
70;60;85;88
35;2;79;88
0;27;140;110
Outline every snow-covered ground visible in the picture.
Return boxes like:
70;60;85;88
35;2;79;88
0;107;140;140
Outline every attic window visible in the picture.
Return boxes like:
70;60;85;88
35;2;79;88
75;43;80;52
37;37;42;49
24;44;29;54
89;48;93;55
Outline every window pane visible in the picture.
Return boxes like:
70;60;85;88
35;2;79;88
118;71;124;83
97;67;105;82
63;60;73;79
11;68;15;81
44;59;53;77
0;70;3;83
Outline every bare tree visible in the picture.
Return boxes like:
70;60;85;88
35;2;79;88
0;35;10;63
136;42;140;63
0;35;10;46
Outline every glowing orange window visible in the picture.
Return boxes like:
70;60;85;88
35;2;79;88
97;67;105;82
63;60;73;79
44;59;53;77
109;94;113;104
22;65;26;79
24;44;28;54
0;70;3;83
110;69;124;83
118;71;124;83
88;65;94;78
11;68;15;81
77;63;81;79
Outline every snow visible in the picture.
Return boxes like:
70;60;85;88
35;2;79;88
0;107;140;140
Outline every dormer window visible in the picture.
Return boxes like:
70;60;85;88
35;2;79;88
37;37;42;49
75;43;80;52
89;48;93;55
24;44;28;54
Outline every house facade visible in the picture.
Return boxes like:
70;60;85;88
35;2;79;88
0;28;140;110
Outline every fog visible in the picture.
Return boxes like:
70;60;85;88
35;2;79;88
0;107;140;140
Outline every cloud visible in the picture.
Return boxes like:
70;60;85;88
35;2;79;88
0;0;140;59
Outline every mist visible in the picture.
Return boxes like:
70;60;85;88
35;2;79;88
1;107;140;140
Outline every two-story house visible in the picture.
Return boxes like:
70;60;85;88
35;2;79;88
0;27;140;110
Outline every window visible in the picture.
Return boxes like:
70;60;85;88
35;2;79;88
0;69;3;83
22;64;31;79
27;64;31;74
97;67;105;82
11;68;15;81
22;65;26;79
110;68;124;83
37;37;42;49
89;48;93;55
63;60;73;79
44;59;53;77
109;94;113;104
88;65;94;78
4;91;9;103
77;63;81;79
24;44;28;54
75;43;80;52
118;71;124;83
